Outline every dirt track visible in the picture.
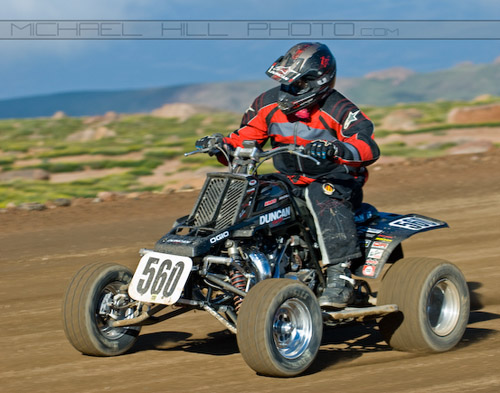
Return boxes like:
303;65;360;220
1;150;500;392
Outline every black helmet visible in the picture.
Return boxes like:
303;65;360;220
266;42;336;114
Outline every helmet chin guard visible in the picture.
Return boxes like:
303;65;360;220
266;42;336;114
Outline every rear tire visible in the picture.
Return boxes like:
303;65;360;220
62;263;141;356
378;257;469;352
237;279;322;377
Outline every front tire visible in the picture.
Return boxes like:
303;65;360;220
378;257;469;352
62;263;141;356
237;279;322;377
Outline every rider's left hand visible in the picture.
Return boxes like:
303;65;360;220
304;140;339;160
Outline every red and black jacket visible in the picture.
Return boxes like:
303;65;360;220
224;87;379;185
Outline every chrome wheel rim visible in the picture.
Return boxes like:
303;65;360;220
272;298;313;359
427;278;461;336
96;282;134;340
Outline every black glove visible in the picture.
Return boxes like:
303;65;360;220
195;133;224;151
304;140;339;160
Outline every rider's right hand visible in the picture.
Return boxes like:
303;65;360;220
195;133;224;150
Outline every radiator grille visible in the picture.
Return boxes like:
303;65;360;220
190;176;247;229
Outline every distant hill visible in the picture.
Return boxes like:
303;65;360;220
0;81;274;119
345;62;500;106
1;61;500;119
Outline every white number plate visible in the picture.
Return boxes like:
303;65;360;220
128;252;192;305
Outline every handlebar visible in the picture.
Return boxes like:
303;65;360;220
184;141;320;175
186;145;318;163
257;145;320;165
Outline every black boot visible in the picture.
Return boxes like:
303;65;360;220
319;263;355;310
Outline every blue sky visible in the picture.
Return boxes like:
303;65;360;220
1;0;500;100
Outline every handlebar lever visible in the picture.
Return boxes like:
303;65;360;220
184;150;200;157
290;150;321;166
184;148;211;157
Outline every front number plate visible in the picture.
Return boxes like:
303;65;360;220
128;251;192;305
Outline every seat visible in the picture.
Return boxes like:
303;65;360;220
354;203;379;224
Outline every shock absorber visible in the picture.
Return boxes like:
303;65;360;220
226;240;247;313
230;269;246;313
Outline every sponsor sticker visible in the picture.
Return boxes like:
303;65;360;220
167;239;191;244
322;183;335;196
362;265;376;277
360;227;383;239
264;198;277;207
259;206;291;225
365;259;379;265
372;241;389;250
209;231;230;244
375;236;393;242
368;248;384;259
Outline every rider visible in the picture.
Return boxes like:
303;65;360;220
196;42;379;309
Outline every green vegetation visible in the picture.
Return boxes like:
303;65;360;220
0;156;15;165
0;173;163;207
380;141;459;157
0;111;240;207
0;99;498;207
17;158;163;173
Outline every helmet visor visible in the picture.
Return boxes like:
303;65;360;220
280;79;311;96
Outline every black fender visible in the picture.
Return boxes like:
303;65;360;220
353;211;448;279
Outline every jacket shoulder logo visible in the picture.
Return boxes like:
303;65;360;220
344;110;360;129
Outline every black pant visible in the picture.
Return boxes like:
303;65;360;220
300;178;362;266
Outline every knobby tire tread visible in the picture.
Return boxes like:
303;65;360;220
63;262;108;354
239;279;278;372
378;257;469;352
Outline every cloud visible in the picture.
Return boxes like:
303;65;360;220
0;1;159;62
2;0;500;100
4;0;500;19
1;0;155;19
